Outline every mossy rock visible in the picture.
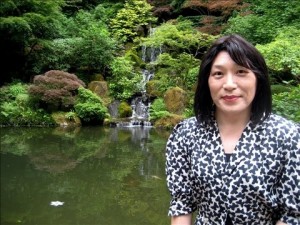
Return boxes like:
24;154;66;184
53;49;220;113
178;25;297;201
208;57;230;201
154;114;184;129
51;111;81;127
118;102;132;118
88;81;109;97
92;74;105;81
88;81;112;106
164;86;188;115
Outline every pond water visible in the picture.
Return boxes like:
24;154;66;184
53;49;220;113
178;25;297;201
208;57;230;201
1;126;172;225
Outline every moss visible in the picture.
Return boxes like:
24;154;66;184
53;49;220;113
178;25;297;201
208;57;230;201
154;114;184;129
92;74;105;81
164;86;187;114
118;102;132;118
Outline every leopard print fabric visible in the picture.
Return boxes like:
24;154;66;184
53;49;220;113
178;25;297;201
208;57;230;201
166;114;300;225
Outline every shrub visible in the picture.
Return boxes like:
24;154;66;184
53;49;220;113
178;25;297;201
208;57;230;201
0;83;54;126
74;87;108;125
29;70;85;111
149;98;170;122
108;56;142;100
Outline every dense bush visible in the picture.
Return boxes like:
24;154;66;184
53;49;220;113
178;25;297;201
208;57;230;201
149;98;170;122
154;53;200;91
74;87;108;125
256;27;300;80
0;83;54;126
108;56;143;100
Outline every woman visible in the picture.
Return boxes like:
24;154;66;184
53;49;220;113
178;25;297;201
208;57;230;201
165;34;300;225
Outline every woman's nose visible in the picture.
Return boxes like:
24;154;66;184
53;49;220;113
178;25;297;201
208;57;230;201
223;74;237;90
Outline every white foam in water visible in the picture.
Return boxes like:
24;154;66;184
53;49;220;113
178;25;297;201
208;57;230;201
50;201;64;207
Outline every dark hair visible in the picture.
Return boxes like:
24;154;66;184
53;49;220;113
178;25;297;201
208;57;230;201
194;34;272;125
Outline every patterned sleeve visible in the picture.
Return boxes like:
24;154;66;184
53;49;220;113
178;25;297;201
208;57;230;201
165;120;197;216
277;124;300;224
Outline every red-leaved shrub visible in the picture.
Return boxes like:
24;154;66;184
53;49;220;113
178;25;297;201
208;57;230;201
29;70;86;111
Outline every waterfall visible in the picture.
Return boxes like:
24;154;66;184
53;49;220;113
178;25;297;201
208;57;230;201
131;29;161;127
116;28;161;128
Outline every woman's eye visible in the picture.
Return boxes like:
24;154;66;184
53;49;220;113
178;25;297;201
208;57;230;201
237;69;247;76
211;71;223;77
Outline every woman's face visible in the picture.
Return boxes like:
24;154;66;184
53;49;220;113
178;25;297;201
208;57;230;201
208;51;257;118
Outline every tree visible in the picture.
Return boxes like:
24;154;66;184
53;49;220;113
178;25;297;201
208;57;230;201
153;53;200;90
108;56;142;100
141;20;216;58
256;27;300;82
110;0;156;43
224;0;300;44
0;0;67;84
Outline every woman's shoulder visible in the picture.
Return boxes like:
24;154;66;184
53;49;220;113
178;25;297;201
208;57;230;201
173;117;199;130
263;113;299;137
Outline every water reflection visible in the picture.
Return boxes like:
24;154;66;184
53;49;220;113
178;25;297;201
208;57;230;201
1;126;171;225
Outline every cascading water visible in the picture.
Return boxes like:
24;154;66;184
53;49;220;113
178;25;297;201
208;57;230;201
117;28;161;128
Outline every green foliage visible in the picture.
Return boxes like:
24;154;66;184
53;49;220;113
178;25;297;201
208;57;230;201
271;84;292;95
256;27;300;78
23;12;61;39
108;56;143;100
73;24;116;73
153;53;200;90
65;110;77;122
272;85;300;122
141;20;216;57
110;0;156;43
247;0;300;27
0;16;32;41
149;98;170;121
0;83;54;126
27;9;116;77
225;0;300;44
224;14;276;44
74;87;108;124
0;0;68;83
93;3;123;24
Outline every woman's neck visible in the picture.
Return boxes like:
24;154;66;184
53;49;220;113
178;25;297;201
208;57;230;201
215;111;251;154
215;110;250;129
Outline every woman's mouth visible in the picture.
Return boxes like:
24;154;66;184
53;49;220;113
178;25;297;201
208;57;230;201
222;95;239;102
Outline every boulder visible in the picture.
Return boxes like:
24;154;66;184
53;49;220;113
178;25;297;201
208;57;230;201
164;86;187;115
88;81;109;98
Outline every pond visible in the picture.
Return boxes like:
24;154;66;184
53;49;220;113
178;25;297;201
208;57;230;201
1;126;172;225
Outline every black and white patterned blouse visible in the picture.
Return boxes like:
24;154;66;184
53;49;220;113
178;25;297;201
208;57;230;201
166;114;300;225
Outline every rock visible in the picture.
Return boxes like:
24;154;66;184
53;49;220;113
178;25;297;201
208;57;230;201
88;81;109;98
164;87;187;115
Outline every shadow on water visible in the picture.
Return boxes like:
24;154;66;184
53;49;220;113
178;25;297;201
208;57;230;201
0;126;172;225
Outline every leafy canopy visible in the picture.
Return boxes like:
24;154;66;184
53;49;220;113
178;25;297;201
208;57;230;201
256;27;300;79
110;0;156;43
141;20;216;57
